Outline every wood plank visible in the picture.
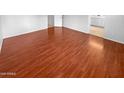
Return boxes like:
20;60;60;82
0;27;124;78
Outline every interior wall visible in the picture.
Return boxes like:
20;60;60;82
1;15;48;38
63;15;90;33
105;15;124;44
0;16;3;52
54;15;62;26
48;15;54;27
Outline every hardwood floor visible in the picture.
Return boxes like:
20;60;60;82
0;27;124;78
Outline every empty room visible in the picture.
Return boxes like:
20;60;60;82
0;15;124;78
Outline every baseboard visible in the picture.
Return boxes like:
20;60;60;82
63;26;124;45
2;26;124;46
62;26;89;34
103;37;124;45
3;27;48;39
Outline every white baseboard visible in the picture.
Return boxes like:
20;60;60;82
3;27;48;39
63;26;124;45
103;37;124;45
63;26;89;34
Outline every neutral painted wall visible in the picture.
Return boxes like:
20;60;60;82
54;15;62;26
1;15;48;38
48;15;62;27
63;15;90;33
0;16;3;52
104;15;124;44
48;15;54;27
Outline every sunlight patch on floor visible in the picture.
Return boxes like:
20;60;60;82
90;26;104;38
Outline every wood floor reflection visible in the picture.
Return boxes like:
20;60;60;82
0;27;124;78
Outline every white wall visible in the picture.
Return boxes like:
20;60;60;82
54;15;62;26
48;15;54;27
63;15;90;33
0;16;3;52
1;15;48;38
105;15;124;44
48;15;62;27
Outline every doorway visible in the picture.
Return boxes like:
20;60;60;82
90;15;105;38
